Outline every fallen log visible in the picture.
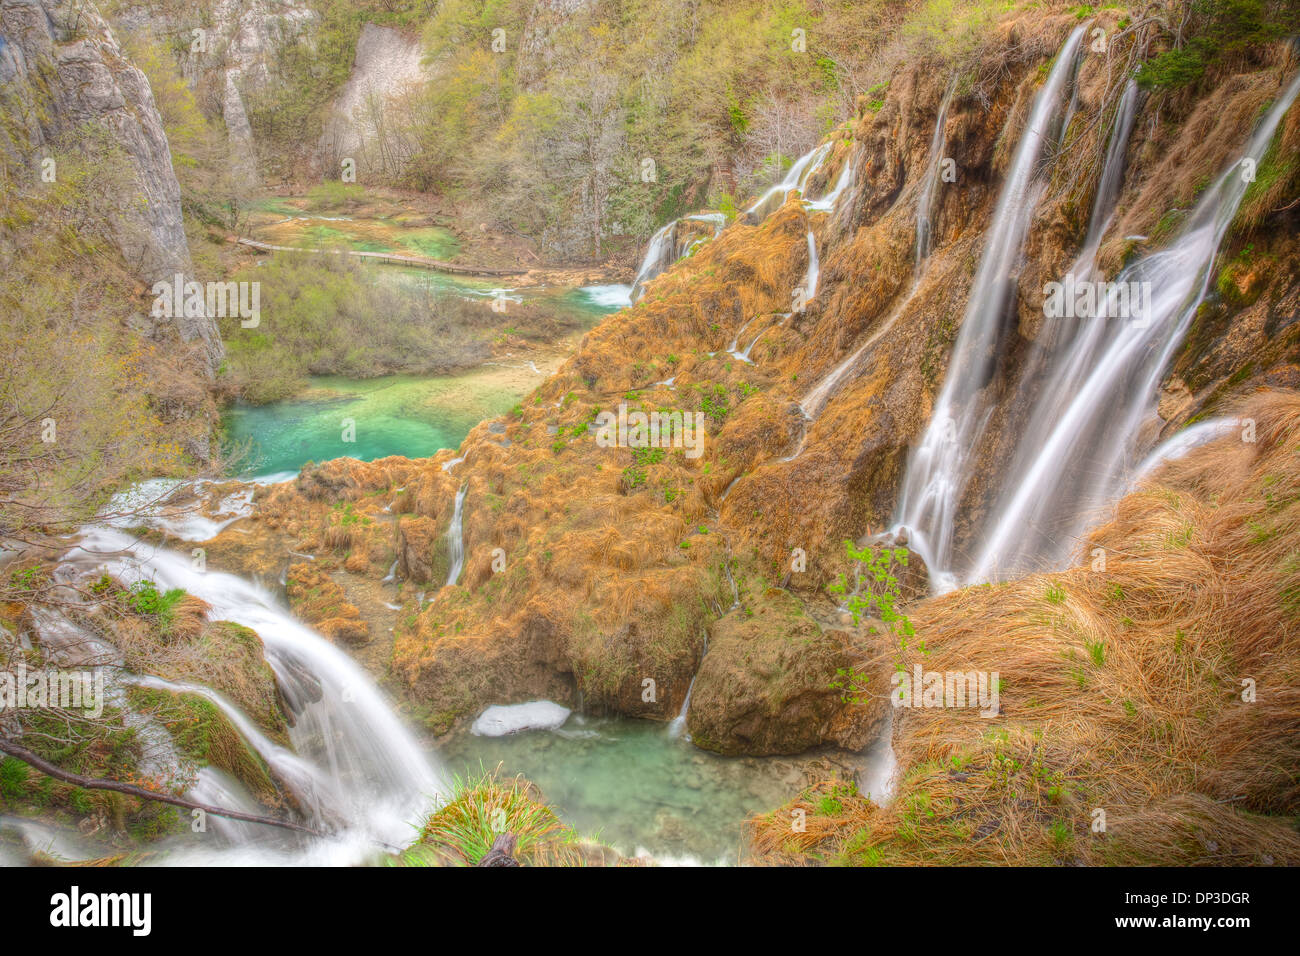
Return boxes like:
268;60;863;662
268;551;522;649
0;737;323;836
476;832;520;866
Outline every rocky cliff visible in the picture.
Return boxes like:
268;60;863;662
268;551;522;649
1;0;221;372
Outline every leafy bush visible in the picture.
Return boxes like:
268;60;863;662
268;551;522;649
219;251;503;402
1137;0;1300;90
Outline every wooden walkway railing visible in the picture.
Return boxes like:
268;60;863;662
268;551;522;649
230;236;529;277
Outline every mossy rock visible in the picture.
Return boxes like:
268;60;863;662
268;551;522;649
687;589;887;755
126;686;282;807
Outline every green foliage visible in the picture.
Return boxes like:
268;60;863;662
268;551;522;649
0;757;30;799
1136;0;1300;90
622;445;666;490
417;766;588;866
830;664;876;705
126;580;187;635
398;0;847;256
828;542;915;639
1;121;189;536
700;384;731;423
241;0;431;178
1235;129;1300;233
121;31;246;228
902;0;1004;65
219;251;506;402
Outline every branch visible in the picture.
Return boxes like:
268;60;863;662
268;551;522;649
0;737;324;836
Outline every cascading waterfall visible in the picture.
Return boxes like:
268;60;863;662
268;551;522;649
807;151;857;213
445;484;468;588
794;230;820;312
795;78;955;424
58;526;448;864
636;141;846;333
1080;79;1141;265
957;78;1142;579
915;80;956;269
666;633;708;740
726;317;756;354
630;220;677;302
630;213;726;301
745;141;833;221
1131;417;1236;486
967;71;1300;584
893;25;1089;590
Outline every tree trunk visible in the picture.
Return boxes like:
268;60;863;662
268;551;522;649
0;737;322;836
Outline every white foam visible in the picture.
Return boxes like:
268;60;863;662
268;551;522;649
581;284;633;308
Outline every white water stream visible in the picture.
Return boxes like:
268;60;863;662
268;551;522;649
47;526;448;864
444;484;468;587
893;26;1089;590
967;70;1300;584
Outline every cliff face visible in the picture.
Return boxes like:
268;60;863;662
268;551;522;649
110;0;318;186
204;11;1300;758
0;0;220;373
317;22;425;178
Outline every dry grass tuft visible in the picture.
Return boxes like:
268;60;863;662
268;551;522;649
749;389;1300;865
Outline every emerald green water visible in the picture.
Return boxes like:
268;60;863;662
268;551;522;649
221;283;629;478
222;373;517;478
445;716;821;864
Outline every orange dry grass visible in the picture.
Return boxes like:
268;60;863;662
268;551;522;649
749;390;1300;865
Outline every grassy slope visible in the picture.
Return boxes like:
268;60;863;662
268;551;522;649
749;390;1300;865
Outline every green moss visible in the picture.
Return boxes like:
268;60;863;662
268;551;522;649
1136;0;1299;91
126;687;279;805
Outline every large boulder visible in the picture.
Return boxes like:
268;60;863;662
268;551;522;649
687;589;889;756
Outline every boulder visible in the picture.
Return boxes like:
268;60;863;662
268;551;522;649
687;590;889;756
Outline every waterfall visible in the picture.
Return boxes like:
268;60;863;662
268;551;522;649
630;220;677;302
746;142;832;221
736;319;779;364
793;230;820;312
665;673;697;739
630;213;726;301
796;78;956;423
967;71;1300;584
726;317;756;354
1131;417;1236;485
893;26;1088;590
915;80;956;268
957;78;1142;579
807;150;857;213
58;526;447;864
444;484;468;587
667;633;708;739
727;315;778;364
1081;79;1141;261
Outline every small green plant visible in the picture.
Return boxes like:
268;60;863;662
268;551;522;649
701;384;730;423
827;542;914;638
0;757;29;798
416;767;587;866
127;580;184;617
830;665;875;705
817;794;844;815
1085;639;1106;667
